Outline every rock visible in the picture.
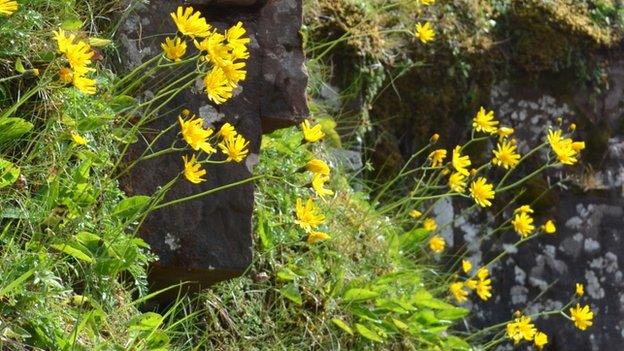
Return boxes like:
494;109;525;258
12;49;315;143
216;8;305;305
117;0;307;294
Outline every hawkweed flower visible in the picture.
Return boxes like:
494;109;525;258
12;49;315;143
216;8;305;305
449;282;468;303
311;174;334;198
59;67;73;83
534;331;548;349
182;154;206;184
475;267;492;301
307;231;331;244
492;139;520;169
179;114;216;154
219;123;237;139
295;198;325;232
462;259;472;274
225;21;250;60
195;32;230;67
448;172;466;193
470;177;495;207
73;75;96;95
429;235;445;253
542;219;556;234
71;131;88;145
428;149;446;167
569;304;593;331
512;211;534;238
452;146;471;176
576;283;584;297
306;159;330;176
54;29;76;54
414;22;435;43
497;126;514;139
421;0;435;5
0;0;18;16
547;129;580;165
161;37;187;61
205;67;234;104
473;107;498;134
65;41;95;73
300;120;325;143
515;205;533;214
572;141;586;152
506;313;536;344
409;209;422;219
423;217;437;231
221;60;247;87
218;134;249;162
171;6;212;38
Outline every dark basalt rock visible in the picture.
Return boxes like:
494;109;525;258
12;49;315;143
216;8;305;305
117;0;307;295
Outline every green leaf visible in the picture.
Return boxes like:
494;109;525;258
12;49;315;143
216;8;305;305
0;268;35;298
446;335;471;350
343;288;379;302
112;195;151;219
129;312;164;331
51;243;94;263
437;307;469;321
110;95;136;113
411;290;456;310
0;159;20;189
276;267;298;281
355;323;383;343
279;283;302;305
14;58;25;73
392;318;409;331
257;210;272;250
331;318;353;335
61;19;83;30
88;37;112;48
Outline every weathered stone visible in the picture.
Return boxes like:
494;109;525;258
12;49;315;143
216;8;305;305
117;0;307;293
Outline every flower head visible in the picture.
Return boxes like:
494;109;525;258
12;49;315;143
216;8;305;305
195;32;230;67
448;172;466;193
452;146;471;176
171;6;212;38
569;304;593;331
423;217;437;231
204;66;233;104
73;75;96;95
492;139;520;169
506;314;536;344
470;177;495;207
71;131;88;145
475;267;492;301
462;259;472;274
306;159;330;176
428;149;447;167
576;283;584;297
221;60;247;87
182;154;206;184
65;41;95;73
179;114;216;154
512;211;535;238
307;231;331;244
59;67;73;83
295;198;325;232
409;209;422;219
473;107;498;134
415;22;435;43
218;134;249;162
534;331;548;349
548;129;580;165
161;37;187;61
301;120;325;143
429;235;445;253
497;126;514;139
312;173;334;198
449;282;468;303
225;22;250;60
514;205;533;214
219;123;237;139
543;219;556;234
0;0;18;16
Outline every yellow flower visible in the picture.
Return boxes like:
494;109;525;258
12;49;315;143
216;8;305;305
178;114;216;154
73;75;96;95
204;67;234;104
448;172;466;193
473;107;498;134
534;331;548;349
449;282;468;303
182;154;206;184
170;6;212;38
306;159;330;176
300;120;325;143
572;141;586;152
514;205;534;214
470;177;495;207
429;235;445;253
59;67;73;83
542;219;556;234
423;217;437;231
421;0;435;5
497;126;514;139
547;129;579;165
161;37;187;61
311;173;334;198
221;60;247;87
512;211;535;238
0;0;18;16
295;198;325;232
428;149;447;167
492;139;520;169
195;32;230;67
409;209;422;219
218;134;249;162
307;231;331;244
65;41;95;73
70;131;88;145
576;283;584;297
219;122;237;139
54;29;76;54
506;314;536;344
475;267;492;301
415;22;435;43
462;259;472;274
225;21;250;60
569;304;593;331
452;146;471;176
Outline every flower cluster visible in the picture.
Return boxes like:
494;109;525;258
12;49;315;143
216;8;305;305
547;128;585;165
165;7;250;105
53;29;97;95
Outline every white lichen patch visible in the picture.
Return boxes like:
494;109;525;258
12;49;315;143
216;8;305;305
164;233;181;251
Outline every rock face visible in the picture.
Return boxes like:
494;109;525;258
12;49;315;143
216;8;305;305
117;0;307;292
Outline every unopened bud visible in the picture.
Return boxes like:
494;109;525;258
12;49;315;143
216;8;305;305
430;133;440;143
